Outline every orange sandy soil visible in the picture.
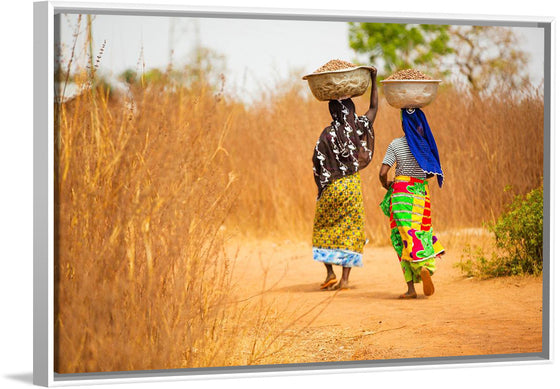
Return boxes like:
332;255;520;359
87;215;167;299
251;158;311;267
226;238;543;364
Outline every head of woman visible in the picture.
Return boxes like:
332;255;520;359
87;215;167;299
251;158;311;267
402;108;426;138
328;98;356;128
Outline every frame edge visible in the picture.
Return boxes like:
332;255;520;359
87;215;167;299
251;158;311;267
34;1;51;387
41;2;555;385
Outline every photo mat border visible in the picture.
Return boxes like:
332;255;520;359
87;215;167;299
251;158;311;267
33;1;555;386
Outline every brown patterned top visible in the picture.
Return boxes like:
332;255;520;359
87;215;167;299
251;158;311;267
312;98;374;199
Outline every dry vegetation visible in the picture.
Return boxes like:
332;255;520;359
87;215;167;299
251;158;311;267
54;59;543;372
54;78;324;373
226;82;544;244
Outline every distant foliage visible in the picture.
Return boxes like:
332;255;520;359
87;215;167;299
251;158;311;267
449;26;530;92
456;186;544;278
119;45;226;91
348;23;532;92
348;23;452;74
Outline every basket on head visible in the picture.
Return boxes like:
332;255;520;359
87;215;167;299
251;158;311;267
380;79;442;109
303;62;375;101
380;69;441;109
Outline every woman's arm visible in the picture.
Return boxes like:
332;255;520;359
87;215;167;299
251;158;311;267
379;163;393;190
365;68;378;124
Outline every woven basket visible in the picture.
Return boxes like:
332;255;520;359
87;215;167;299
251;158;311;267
302;66;375;101
380;79;441;109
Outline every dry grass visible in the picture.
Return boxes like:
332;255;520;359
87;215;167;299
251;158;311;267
54;54;543;372
54;72;338;373
225;82;544;245
55;79;239;372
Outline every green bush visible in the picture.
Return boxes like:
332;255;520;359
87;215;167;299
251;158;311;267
456;186;543;278
455;245;508;279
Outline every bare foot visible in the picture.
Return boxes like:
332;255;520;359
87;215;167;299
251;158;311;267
421;267;435;296
328;279;349;291
399;291;417;299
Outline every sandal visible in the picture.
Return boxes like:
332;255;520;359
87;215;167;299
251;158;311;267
421;267;435;296
320;278;337;290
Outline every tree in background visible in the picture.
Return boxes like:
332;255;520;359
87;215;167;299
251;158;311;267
348;23;453;74
348;23;531;91
449;25;530;92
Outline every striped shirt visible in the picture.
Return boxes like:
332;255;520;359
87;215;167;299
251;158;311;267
382;136;426;179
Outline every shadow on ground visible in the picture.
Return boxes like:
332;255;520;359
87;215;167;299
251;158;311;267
4;372;33;385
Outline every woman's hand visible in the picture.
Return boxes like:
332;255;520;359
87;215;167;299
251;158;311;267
379;164;392;190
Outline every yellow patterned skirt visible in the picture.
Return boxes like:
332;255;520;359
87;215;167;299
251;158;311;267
312;173;366;267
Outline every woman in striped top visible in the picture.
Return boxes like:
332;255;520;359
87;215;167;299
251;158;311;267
379;108;445;299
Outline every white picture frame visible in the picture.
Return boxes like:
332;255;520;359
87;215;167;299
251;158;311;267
33;1;554;386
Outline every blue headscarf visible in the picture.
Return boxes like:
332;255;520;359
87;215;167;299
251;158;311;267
401;108;444;187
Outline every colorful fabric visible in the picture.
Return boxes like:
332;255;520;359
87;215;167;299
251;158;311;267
313;248;363;267
312;98;374;199
312;173;365;267
401;108;444;187
380;175;444;267
401;257;436;283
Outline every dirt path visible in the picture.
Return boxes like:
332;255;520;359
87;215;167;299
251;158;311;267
227;238;543;364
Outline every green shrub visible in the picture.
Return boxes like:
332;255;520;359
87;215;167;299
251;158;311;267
455;245;507;279
456;186;543;278
491;186;543;274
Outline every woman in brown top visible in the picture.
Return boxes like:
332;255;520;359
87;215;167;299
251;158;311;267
312;68;378;290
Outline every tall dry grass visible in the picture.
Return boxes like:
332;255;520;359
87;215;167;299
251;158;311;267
55;59;543;372
54;73;294;372
225;82;544;244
